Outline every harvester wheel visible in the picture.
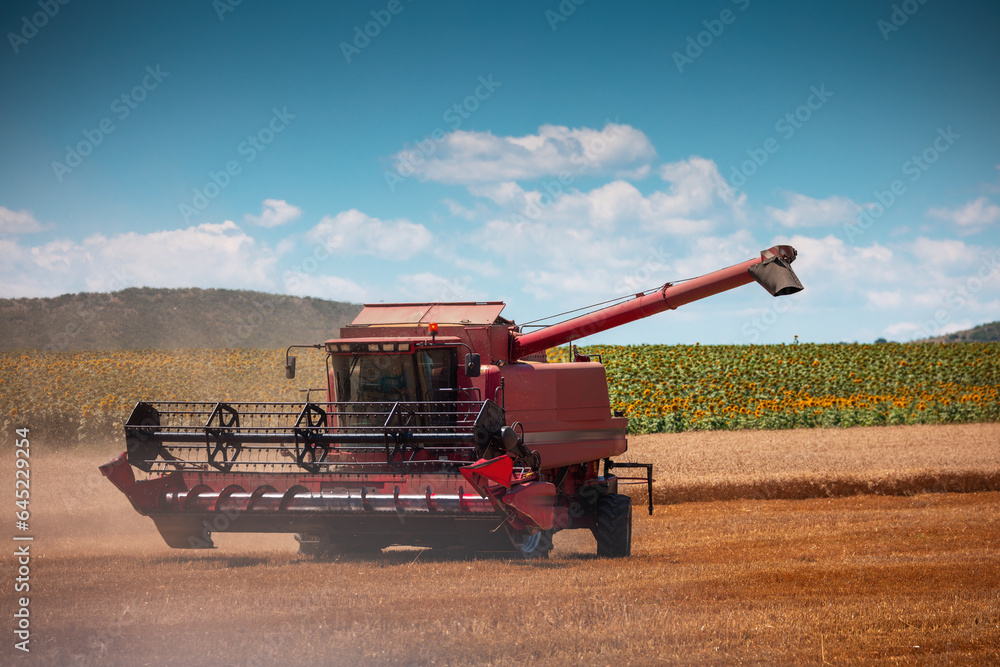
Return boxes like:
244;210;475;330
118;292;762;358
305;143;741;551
596;493;632;558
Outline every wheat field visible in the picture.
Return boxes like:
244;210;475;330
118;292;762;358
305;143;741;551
624;422;1000;504
2;423;998;665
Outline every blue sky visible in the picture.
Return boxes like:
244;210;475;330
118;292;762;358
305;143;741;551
2;0;998;345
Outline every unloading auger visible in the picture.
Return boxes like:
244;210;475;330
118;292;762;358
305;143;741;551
101;245;803;558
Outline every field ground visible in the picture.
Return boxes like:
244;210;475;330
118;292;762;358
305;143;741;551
3;424;999;665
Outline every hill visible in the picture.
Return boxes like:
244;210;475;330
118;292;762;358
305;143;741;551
924;321;1000;343
0;287;362;351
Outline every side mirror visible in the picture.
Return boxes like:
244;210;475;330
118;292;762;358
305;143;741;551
285;355;296;379
464;353;481;378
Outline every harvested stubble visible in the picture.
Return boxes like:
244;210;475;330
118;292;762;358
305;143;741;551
621;422;1000;505
2;423;998;665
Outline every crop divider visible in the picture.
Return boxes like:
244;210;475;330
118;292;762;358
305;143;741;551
603;459;655;515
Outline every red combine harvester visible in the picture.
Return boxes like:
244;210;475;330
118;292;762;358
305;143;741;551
101;246;802;558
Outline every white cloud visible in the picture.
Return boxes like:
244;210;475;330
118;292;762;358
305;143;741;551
467;182;527;206
283;272;366;303
866;290;903;309
468;157;743;238
0;206;50;234
0;220;279;298
778;232;1000;340
244;199;302;227
452;157;754;303
910;237;973;267
940;320;975;335
307;209;432;260
472;208;652;300
432;247;501;279
392;123;656;185
884;319;974;339
779;234;899;297
284;270;471;305
396;272;471;302
883;321;925;338
766;193;868;228
92;221;277;289
658;157;744;211
928;196;1000;232
670;229;760;278
441;198;489;221
510;180;713;235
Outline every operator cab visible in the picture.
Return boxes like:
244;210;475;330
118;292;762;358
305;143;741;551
330;347;455;403
324;337;463;426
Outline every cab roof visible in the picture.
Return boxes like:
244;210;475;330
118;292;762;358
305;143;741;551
350;302;507;327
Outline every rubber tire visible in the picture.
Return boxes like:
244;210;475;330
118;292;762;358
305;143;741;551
596;493;632;558
509;528;555;560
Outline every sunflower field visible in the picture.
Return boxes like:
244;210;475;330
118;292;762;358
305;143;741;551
1;348;330;444
1;342;998;443
549;342;1000;433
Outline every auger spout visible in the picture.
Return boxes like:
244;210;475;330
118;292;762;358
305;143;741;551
509;245;802;361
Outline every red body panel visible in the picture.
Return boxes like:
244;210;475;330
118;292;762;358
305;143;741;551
499;362;627;469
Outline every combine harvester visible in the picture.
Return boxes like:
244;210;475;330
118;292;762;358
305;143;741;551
101;246;803;558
